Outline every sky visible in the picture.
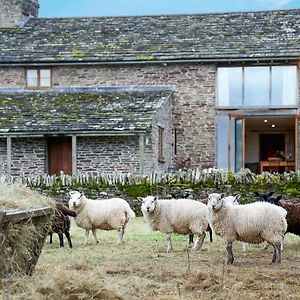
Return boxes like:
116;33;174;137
39;0;300;18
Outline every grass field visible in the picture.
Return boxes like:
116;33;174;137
2;217;300;299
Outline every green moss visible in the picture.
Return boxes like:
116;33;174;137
136;55;155;61
0;99;9;105
71;49;85;58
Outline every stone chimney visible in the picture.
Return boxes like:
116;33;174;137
0;0;39;28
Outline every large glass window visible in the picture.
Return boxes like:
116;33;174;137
244;67;270;106
217;65;297;107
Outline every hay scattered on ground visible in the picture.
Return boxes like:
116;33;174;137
0;183;55;210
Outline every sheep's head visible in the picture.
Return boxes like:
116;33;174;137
208;193;226;211
224;195;240;207
139;196;157;213
255;192;281;205
68;190;83;210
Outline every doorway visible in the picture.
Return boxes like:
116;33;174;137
48;137;72;175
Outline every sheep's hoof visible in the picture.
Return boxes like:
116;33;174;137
226;258;234;265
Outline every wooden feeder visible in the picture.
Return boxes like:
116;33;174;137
0;206;54;278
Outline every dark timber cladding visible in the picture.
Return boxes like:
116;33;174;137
0;9;300;64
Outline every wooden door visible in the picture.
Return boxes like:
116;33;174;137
48;137;72;175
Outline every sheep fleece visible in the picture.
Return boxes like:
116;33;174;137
143;199;208;234
210;202;287;244
75;198;135;230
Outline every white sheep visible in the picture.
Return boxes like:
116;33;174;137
139;196;209;252
208;193;287;264
69;191;135;244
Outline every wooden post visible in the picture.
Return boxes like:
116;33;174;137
72;135;77;176
139;134;145;177
7;136;12;180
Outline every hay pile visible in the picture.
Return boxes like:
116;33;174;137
0;183;54;211
0;183;55;279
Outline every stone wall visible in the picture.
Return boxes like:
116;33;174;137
0;139;7;175
11;138;46;177
0;63;217;170
76;136;141;174
0;0;39;28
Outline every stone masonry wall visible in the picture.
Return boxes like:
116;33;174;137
77;136;140;174
11;137;47;177
0;63;216;170
52;63;216;170
0;0;39;28
144;94;173;174
0;139;7;176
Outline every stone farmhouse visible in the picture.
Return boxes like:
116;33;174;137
0;0;300;177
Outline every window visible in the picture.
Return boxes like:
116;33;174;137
217;65;297;107
26;69;51;88
158;126;164;161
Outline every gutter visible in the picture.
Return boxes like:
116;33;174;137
0;56;299;67
0;130;149;138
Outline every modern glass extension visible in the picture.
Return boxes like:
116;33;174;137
216;65;298;173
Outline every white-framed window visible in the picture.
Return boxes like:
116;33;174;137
26;68;51;88
217;65;297;107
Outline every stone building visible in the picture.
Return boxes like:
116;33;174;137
0;0;300;176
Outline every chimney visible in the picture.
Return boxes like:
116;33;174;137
0;0;39;28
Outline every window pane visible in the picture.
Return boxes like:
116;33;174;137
40;77;51;87
27;69;38;87
217;67;242;106
244;67;270;106
216;115;228;170
272;66;297;105
27;77;38;87
40;69;50;78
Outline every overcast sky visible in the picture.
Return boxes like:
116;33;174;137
39;0;300;17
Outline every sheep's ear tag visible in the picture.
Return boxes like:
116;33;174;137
235;194;241;202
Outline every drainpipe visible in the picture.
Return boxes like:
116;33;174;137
7;136;12;180
139;134;145;177
72;135;77;176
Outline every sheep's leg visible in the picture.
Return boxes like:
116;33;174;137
64;230;73;248
49;233;53;244
188;234;194;245
226;241;234;264
166;233;173;253
85;230;90;244
271;243;281;263
58;232;64;248
281;239;284;251
117;224;126;245
193;232;206;251
207;226;213;243
242;243;249;253
92;229;99;244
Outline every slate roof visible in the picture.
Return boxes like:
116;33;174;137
0;9;300;64
0;87;173;135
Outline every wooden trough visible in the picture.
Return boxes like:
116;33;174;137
0;206;54;278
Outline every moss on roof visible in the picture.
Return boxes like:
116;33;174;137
0;87;173;134
0;9;300;63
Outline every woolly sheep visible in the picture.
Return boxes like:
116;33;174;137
256;192;300;242
208;193;287;264
139;196;209;252
48;203;77;248
69;191;135;244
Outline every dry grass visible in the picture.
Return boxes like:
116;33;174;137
1;217;300;299
0;183;54;211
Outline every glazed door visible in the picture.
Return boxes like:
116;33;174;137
48;137;72;175
228;114;245;172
